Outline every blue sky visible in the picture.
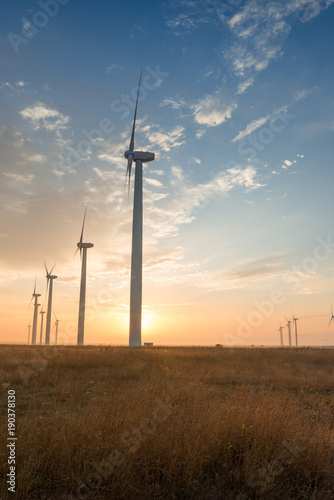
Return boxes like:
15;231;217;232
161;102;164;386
1;0;334;345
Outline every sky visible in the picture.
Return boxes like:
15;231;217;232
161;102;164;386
1;0;334;346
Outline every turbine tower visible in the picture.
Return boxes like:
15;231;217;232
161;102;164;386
292;311;299;346
286;317;292;346
278;322;283;347
44;263;57;346
39;310;46;344
124;72;155;347
30;278;41;345
76;208;94;346
53;313;60;345
27;324;31;344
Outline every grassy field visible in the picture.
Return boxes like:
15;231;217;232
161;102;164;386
0;345;334;499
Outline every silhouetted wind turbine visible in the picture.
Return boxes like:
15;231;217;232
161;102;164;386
292;311;299;346
27;324;31;345
286;317;292;346
124;71;155;347
76;208;94;346
278;322;283;347
39;310;46;344
29;277;41;345
53;313;60;345
328;305;334;327
44;263;57;346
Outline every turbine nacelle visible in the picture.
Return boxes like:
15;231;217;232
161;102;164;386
46;274;58;280
77;242;94;249
125;150;155;163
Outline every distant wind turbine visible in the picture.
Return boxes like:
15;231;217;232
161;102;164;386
286;317;292;346
53;313;60;345
44;263;57;346
76;208;94;346
278;322;284;347
328;305;334;327
39;310;46;345
292;311;299;346
124;71;155;347
27;324;31;345
29;277;41;345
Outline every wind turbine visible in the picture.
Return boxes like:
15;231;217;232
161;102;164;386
53;313;60;345
27;324;31;344
292;311;299;346
278;322;284;347
39;310;46;344
44;263;57;346
286;317;292;346
76;208;94;346
29;277;41;345
124;71;155;347
328;305;334;327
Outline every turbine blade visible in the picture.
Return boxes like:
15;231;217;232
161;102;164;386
328;317;333;328
50;263;56;275
33;275;37;295
74;247;80;259
124;155;134;199
44;261;48;276
80;207;87;245
331;304;333;316
129;70;142;152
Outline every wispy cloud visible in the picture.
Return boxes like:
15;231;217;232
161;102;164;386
224;0;334;80
166;11;209;35
146;125;186;151
3;172;35;184
159;97;187;109
236;77;254;94
19;102;70;135
192;93;237;127
233;114;271;142
105;64;121;74
144;164;264;244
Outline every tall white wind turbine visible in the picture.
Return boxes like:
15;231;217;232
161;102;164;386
124;72;155;347
76;208;94;346
44;263;57;346
292;311;299;346
27;324;31;344
29;277;41;345
39;310;46;344
278;322;284;347
286;317;292;346
53;313;60;345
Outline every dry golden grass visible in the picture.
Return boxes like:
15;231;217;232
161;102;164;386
1;345;334;499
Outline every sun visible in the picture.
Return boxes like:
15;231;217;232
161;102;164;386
122;310;159;333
